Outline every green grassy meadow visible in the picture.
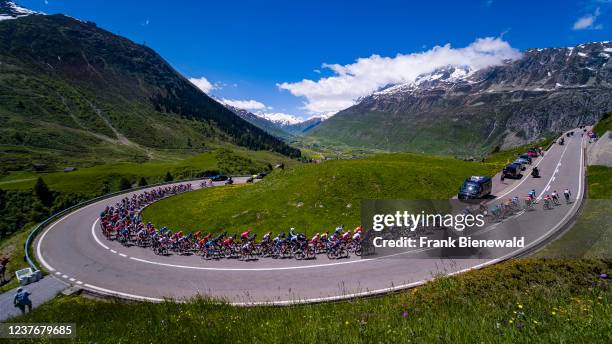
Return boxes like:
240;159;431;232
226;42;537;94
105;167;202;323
0;148;294;197
141;153;496;236
534;165;611;259
484;136;557;169
5;140;611;344
593;112;611;136
7;259;611;343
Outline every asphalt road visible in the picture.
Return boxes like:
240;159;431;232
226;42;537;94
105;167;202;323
35;130;587;305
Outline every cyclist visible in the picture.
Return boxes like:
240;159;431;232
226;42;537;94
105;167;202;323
262;232;272;243
240;230;251;242
563;189;571;203
289;227;298;240
320;231;329;241
334;225;344;236
511;196;520;208
551;190;560;205
528;189;536;199
310;233;321;244
341;231;351;241
223;235;234;246
273;232;285;246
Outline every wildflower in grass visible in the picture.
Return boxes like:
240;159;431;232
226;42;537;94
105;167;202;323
600;273;608;279
402;311;409;318
517;304;523;309
551;311;556;315
345;321;349;325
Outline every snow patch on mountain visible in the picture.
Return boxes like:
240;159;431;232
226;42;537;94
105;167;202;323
0;1;40;21
373;65;476;97
255;112;303;126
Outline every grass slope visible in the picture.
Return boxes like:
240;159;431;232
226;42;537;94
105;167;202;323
142;154;495;236
8;259;611;343
0;148;294;197
0;14;299;175
593;112;612;136
484;136;556;169
535;165;611;259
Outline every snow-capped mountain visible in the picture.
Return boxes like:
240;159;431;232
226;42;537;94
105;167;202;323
256;112;304;127
310;41;612;155
223;103;325;139
0;0;39;21
373;65;476;97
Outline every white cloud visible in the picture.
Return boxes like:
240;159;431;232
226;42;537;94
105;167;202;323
277;37;521;114
222;99;267;110
573;7;603;30
189;77;216;93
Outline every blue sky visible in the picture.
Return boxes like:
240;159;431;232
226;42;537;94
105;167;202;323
18;0;612;121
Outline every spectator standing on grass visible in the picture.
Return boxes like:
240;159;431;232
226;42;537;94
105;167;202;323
0;257;9;283
14;287;33;315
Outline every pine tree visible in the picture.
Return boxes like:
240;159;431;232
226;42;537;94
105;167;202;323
164;172;173;182
119;177;132;191
138;177;148;187
34;177;54;207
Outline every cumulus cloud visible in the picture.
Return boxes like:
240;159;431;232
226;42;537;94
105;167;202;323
222;99;268;110
573;7;602;30
277;37;521;114
189;76;216;93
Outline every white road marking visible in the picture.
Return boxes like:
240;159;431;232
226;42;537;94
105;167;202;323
62;274;68;279
55;271;61;275
36;138;586;304
76;281;83;285
83;283;164;302
538;142;569;200
69;278;75;282
36;212;82;272
119;253;127;257
91;218;109;250
110;249;117;254
496;144;558;199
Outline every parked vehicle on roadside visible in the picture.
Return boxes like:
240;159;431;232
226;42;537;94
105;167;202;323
512;159;527;171
518;154;532;164
527;149;539;158
502;163;522;179
211;175;229;182
458;176;492;200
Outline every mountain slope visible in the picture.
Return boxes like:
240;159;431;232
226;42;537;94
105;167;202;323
224;105;294;140
224;104;324;139
309;42;612;156
284;117;324;136
0;4;299;171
